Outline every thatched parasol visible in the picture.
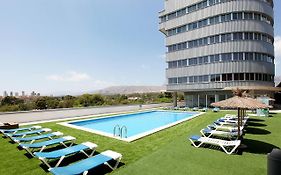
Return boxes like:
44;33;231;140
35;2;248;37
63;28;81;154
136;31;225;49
211;88;270;138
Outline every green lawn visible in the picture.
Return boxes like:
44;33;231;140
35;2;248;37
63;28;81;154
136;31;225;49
0;111;280;175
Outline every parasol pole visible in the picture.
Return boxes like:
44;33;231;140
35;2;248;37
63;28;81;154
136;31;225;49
237;107;241;139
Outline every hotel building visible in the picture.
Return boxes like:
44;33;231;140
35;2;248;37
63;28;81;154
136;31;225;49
159;0;275;107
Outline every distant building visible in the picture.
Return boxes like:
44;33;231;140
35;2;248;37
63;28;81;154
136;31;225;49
21;91;25;97
10;91;13;97
159;0;275;107
15;92;19;97
31;91;36;96
3;91;8;97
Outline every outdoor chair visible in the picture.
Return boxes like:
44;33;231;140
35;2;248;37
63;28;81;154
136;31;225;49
6;128;52;139
200;128;242;140
19;136;76;156
12;131;63;144
189;135;241;154
49;150;122;175
1;125;41;134
34;142;98;169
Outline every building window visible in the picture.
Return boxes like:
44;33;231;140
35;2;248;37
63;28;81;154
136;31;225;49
221;53;232;62
210;55;220;63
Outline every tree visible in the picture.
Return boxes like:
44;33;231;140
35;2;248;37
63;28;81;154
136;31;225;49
1;96;24;106
34;97;48;110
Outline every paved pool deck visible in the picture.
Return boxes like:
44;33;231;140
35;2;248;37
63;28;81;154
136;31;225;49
0;103;170;124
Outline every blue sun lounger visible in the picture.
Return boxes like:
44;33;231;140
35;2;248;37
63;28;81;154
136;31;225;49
34;142;98;169
1;125;41;134
12;131;63;144
19;136;76;156
49;150;122;175
6;128;52;139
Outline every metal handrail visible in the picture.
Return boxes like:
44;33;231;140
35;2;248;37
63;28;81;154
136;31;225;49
120;126;128;138
113;125;121;137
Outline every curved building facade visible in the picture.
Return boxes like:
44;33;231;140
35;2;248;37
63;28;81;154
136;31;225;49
159;0;275;107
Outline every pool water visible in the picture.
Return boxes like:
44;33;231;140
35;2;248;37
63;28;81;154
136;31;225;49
65;110;200;142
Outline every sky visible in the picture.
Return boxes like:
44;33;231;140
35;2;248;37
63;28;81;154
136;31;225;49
0;0;280;96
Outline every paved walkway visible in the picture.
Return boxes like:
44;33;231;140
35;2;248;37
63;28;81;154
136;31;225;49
0;103;170;124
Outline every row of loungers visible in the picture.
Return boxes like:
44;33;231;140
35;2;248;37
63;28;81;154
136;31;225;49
188;114;249;155
1;125;122;175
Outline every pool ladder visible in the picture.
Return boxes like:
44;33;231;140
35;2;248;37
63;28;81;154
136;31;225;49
113;125;127;138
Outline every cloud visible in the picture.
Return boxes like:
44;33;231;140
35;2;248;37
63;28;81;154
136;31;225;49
275;36;281;58
46;71;91;82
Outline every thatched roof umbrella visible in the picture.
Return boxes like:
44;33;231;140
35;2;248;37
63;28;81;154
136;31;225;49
211;89;270;138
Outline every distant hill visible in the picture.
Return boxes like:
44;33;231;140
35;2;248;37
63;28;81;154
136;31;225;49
275;76;281;87
93;86;166;95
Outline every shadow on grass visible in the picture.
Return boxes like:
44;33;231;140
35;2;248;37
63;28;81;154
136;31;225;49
39;150;125;175
247;118;265;122
245;127;271;135
243;139;279;154
247;122;267;127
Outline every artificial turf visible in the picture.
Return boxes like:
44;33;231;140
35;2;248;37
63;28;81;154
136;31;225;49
0;111;280;175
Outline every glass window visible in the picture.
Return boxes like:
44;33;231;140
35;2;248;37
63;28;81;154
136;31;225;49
262;34;267;42
178;77;188;84
169;78;178;84
189;76;194;83
245;53;254;61
198;76;203;82
221;13;231;22
256;73;262;81
203;75;209;82
209;16;220;25
245;73;250;80
244;32;254;40
233;53;243;61
168;12;177;20
244;12;253;20
227;74;233;81
222;74;227;81
215;74;220;82
239;73;245;80
210;55;220;63
198;57;203;64
250;73;255;80
254;13;261;20
194;76;198;83
256;53;262;61
221;33;232;42
177;8;186;17
189;58;198;65
233;33;243;40
180;59;187;67
254;33;261;40
221;53;232;62
233;12;243;20
234;73;239;80
210;75;216;82
188;4;197;13
203;56;209;63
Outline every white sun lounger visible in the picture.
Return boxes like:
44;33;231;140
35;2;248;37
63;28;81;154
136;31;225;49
189;135;241;154
19;136;76;156
34;142;98;169
49;150;122;175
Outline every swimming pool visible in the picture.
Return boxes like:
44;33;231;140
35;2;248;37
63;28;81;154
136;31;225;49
59;110;201;142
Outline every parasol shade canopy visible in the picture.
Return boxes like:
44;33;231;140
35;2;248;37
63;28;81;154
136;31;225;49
211;96;270;109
